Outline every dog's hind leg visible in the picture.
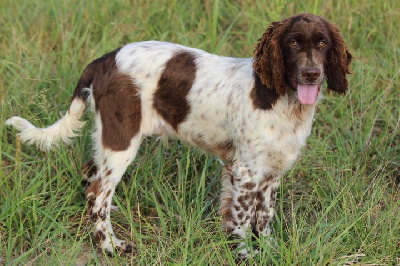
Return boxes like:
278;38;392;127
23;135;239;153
85;69;143;253
86;133;142;254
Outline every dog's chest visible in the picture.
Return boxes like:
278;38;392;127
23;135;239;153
177;97;316;170
238;105;315;170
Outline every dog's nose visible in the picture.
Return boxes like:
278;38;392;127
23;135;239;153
301;67;321;82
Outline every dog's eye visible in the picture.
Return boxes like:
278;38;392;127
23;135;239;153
290;41;298;48
318;41;326;48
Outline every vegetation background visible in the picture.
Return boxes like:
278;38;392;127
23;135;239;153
1;0;399;264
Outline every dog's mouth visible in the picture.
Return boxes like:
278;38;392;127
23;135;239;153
292;80;321;105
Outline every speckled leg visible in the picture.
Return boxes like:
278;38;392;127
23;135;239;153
221;164;280;258
86;137;141;254
82;159;119;212
221;164;262;258
255;175;280;237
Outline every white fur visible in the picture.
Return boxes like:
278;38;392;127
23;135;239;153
5;98;86;151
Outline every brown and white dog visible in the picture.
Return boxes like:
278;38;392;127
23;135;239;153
6;13;352;258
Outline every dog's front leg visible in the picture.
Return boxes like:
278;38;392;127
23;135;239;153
220;164;261;258
254;174;280;237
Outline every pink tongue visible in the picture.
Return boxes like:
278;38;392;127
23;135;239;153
297;85;319;105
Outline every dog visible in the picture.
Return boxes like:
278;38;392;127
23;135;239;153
6;13;352;258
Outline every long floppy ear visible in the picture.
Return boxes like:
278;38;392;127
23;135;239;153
326;22;353;94
252;21;289;96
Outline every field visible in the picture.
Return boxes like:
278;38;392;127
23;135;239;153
1;0;399;264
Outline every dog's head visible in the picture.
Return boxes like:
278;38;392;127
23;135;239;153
253;13;353;105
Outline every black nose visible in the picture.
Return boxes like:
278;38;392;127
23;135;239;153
301;67;321;82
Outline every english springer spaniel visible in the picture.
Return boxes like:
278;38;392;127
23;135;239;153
6;13;352;258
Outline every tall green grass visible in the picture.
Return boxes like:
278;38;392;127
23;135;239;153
1;0;399;264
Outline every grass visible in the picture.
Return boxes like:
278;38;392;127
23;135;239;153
1;0;399;264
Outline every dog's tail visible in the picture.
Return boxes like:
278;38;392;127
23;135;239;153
5;64;94;152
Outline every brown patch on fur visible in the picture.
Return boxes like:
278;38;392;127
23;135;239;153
91;211;99;222
105;169;112;177
87;49;142;151
82;159;97;178
153;51;196;130
241;182;256;191
116;243;133;254
87;197;95;215
249;192;256;206
93;230;106;244
237;192;257;212
260;174;275;190
255;191;265;213
255;190;272;233
86;179;102;198
256;213;270;233
91;209;106;222
250;72;280;110
270;187;278;205
237;194;248;205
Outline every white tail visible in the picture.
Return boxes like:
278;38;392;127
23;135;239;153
5;98;87;152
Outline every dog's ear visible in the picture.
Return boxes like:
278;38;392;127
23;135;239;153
325;22;353;94
253;20;289;96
